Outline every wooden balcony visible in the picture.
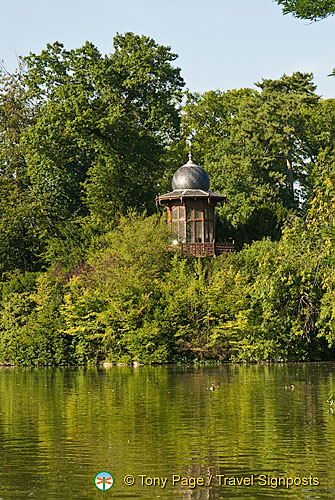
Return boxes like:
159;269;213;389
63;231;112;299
170;242;234;257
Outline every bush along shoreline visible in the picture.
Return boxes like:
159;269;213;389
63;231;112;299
1;213;334;366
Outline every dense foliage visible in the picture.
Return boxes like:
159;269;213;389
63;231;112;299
275;0;335;21
0;35;335;365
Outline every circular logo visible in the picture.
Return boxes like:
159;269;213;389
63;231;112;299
95;471;114;491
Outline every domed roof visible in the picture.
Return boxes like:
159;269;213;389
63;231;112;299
172;155;210;191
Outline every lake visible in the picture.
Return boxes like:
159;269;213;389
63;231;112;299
0;363;334;499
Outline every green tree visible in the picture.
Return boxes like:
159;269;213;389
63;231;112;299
174;74;322;248
306;155;335;346
22;34;184;225
181;88;255;162
235;72;319;201
159;88;255;195
61;213;173;364
275;0;335;21
0;273;69;365
0;67;44;273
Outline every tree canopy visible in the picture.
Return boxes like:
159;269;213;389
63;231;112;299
0;33;185;272
178;73;328;248
22;34;184;225
1;35;335;364
275;0;335;21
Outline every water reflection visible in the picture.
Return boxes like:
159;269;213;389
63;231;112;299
0;363;334;499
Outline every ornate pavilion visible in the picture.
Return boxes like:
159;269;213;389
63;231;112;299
157;155;234;257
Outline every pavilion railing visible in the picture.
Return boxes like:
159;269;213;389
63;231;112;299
179;242;235;257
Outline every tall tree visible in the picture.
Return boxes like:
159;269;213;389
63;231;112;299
235;72;319;202
22;33;184;224
181;88;255;163
178;74;321;247
0;66;44;273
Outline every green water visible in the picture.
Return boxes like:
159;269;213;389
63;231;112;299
0;363;335;499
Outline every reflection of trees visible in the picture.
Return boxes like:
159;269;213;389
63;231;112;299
0;364;334;498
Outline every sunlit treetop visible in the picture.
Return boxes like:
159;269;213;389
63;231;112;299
275;0;335;21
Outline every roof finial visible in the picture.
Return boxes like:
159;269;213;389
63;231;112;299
187;137;192;163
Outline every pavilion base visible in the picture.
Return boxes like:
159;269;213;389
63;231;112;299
170;242;234;257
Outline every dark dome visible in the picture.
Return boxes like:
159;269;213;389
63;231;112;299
172;156;210;191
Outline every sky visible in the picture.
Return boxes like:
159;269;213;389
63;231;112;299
1;0;335;98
